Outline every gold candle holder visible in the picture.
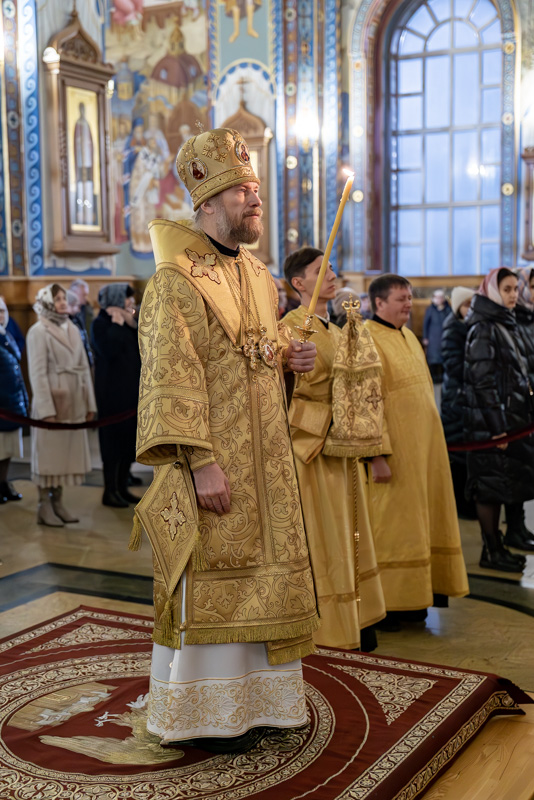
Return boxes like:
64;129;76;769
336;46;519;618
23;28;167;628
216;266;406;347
294;312;319;343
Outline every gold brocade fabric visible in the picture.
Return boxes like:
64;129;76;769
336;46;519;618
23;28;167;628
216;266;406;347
323;306;384;458
284;308;386;648
135;221;319;663
364;321;469;610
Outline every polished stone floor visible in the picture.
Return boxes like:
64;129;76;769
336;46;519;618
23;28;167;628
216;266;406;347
1;446;533;693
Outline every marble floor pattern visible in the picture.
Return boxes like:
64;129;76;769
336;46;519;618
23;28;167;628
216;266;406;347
1;462;533;799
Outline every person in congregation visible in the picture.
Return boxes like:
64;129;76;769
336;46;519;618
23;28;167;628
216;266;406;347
423;289;451;383
134;127;319;754
69;279;94;340
463;268;533;571
273;276;288;318
91;284;141;508
0;297;28;503
365;274;468;629
283;247;386;652
26;284;96;526
67;290;94;367
502;268;534;552
440;287;476;520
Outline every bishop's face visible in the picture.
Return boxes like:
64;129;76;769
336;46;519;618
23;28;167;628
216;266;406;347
215;182;264;245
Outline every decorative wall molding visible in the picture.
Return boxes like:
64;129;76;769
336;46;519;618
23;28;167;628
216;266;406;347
2;0;26;275
20;0;44;275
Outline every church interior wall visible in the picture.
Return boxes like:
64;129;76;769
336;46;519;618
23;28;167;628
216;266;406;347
2;0;534;337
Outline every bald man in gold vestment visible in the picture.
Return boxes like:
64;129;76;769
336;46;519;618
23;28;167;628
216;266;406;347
133;128;319;754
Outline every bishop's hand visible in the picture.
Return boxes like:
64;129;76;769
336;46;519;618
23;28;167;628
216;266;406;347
192;462;232;515
285;339;317;373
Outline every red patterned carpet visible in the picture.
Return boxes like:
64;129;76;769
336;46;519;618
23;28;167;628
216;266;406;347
0;606;529;800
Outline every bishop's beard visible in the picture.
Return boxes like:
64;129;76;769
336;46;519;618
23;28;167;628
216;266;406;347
215;207;264;245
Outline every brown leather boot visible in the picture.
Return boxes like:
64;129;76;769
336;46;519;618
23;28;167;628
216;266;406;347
37;487;64;527
51;486;79;523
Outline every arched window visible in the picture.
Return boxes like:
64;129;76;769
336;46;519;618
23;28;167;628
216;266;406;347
384;0;505;275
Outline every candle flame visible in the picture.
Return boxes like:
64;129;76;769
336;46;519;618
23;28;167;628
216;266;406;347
342;167;355;178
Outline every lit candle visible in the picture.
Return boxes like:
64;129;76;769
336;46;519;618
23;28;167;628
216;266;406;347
307;171;354;317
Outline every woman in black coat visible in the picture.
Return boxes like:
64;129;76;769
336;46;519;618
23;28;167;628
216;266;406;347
463;268;532;571
91;284;141;507
440;287;475;519
0;298;28;503
503;268;534;552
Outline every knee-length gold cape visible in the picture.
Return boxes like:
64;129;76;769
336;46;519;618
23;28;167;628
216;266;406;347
284;307;386;648
134;219;319;665
364;320;469;610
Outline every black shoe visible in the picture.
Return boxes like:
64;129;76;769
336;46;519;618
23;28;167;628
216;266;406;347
375;613;402;632
128;472;143;486
505;529;534;552
396;608;428;622
102;490;129;508
480;545;525;572
0;481;22;501
358;626;378;652
0;494;7;505
119;489;142;505
166;728;264;754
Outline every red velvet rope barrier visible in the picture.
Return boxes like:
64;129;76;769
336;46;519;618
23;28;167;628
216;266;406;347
0;408;136;430
1;407;533;448
446;423;534;452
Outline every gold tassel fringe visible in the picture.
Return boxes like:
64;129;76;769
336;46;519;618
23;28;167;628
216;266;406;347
159;598;174;643
267;635;318;665
323;443;383;459
184;613;320;649
191;530;209;572
128;512;143;551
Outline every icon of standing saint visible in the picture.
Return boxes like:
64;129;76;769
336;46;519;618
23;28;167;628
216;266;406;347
74;103;95;226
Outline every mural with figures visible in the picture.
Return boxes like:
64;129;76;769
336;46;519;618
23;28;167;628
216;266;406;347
105;0;208;261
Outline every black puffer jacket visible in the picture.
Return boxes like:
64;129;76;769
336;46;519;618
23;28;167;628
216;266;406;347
463;293;534;504
440;312;468;445
0;331;28;432
514;304;534;386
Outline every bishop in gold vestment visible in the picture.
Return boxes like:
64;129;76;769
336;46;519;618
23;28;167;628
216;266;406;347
133;128;319;750
365;275;468;613
283;249;385;650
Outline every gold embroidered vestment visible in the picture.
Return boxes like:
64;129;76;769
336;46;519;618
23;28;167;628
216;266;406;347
284;307;386;648
135;220;319;664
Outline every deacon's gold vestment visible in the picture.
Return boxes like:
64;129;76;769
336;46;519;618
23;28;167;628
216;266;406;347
364;320;469;610
135;220;319;665
284;307;386;648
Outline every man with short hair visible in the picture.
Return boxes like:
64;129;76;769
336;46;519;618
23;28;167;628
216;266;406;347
365;274;468;627
134;127;319;753
283;247;386;651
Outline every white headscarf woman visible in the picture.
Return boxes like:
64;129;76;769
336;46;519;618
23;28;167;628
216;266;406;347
26;283;97;527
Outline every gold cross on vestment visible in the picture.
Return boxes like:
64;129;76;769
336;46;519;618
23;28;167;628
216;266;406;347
161;493;186;541
365;386;382;411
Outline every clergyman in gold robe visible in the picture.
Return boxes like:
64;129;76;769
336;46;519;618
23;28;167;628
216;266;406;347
365;274;469;628
283;248;386;651
133;127;319;754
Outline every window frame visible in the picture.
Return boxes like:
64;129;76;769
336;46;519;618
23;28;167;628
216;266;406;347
349;0;517;275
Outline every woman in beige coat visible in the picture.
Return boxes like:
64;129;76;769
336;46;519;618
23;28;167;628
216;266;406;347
27;284;96;526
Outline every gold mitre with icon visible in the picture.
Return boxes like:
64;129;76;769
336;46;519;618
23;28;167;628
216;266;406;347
176;127;260;210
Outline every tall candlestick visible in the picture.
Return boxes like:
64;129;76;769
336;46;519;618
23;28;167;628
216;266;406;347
307;172;354;317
